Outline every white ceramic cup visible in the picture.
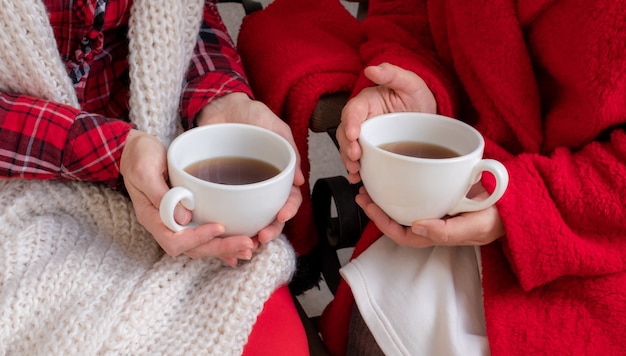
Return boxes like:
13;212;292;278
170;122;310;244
159;123;296;236
359;112;509;226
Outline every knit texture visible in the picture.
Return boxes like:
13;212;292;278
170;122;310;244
128;0;205;146
0;180;296;355
0;0;296;354
0;0;79;108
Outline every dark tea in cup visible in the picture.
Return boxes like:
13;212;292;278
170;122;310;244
160;123;296;235
379;141;460;159
185;157;280;185
359;112;509;225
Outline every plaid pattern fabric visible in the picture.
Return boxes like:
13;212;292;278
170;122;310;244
0;0;252;188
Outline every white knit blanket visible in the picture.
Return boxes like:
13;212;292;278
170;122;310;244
0;180;296;355
0;0;297;354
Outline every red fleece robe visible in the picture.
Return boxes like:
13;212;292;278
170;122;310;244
239;0;365;255
238;0;626;355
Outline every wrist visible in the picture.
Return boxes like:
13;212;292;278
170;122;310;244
196;92;251;126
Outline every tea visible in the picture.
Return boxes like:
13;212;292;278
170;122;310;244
185;157;280;185
379;141;460;159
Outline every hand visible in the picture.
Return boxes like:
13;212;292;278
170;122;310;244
196;92;305;243
120;129;256;266
355;185;505;248
337;62;437;184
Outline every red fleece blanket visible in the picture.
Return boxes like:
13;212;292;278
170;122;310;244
238;0;626;355
238;0;364;255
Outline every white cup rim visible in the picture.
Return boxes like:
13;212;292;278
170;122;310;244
167;123;296;190
359;112;484;163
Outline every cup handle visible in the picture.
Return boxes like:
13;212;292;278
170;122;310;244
159;186;197;232
447;159;509;216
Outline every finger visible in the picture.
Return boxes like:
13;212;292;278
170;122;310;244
340;99;370;141
341;157;361;183
271;120;306;187
365;63;437;114
173;202;192;225
293;167;306;187
285;135;306;187
411;219;451;243
355;188;434;248
338;139;361;177
346;171;362;185
124;136;170;210
356;196;404;236
213;244;257;267
335;124;351;159
413;208;502;246
276;186;303;223
412;217;485;246
185;236;253;259
259;187;301;244
126;177;192;228
158;223;226;257
354;191;403;235
250;236;260;251
185;234;255;260
221;257;239;268
125;181;177;238
364;63;415;91
236;248;253;260
208;246;254;266
345;140;362;162
363;64;395;85
130;165;196;227
257;220;284;244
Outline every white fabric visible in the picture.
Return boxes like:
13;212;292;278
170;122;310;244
0;180;296;355
0;0;79;108
128;0;205;146
340;236;490;356
0;1;297;354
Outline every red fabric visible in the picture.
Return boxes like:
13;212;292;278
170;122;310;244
238;0;626;355
242;285;308;356
317;223;382;356
1;0;252;189
237;0;364;255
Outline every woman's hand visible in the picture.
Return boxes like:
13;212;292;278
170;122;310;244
337;62;437;184
355;185;505;247
120;129;256;266
337;63;505;246
196;92;305;244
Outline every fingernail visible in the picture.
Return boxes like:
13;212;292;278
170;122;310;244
412;225;428;237
239;250;252;260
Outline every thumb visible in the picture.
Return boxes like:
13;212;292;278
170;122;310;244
364;62;437;114
364;62;411;88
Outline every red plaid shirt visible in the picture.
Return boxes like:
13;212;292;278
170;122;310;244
0;0;252;188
